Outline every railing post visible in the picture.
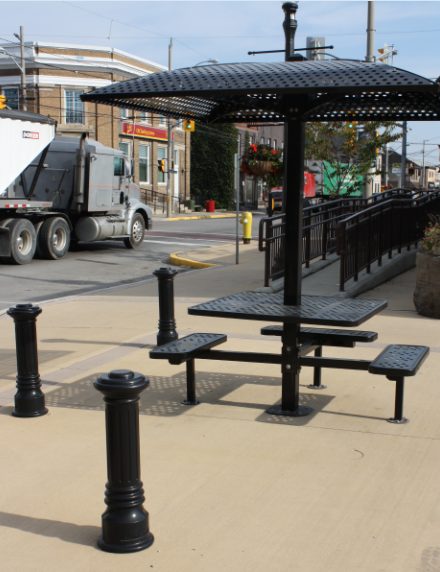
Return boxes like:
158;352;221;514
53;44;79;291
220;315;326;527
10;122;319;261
304;209;311;268
336;222;346;291
7;303;47;418
94;369;154;553
264;218;273;287
366;211;371;274
154;267;178;346
354;221;359;282
321;207;329;260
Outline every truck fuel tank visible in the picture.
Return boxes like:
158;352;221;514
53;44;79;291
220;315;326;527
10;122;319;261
74;216;127;242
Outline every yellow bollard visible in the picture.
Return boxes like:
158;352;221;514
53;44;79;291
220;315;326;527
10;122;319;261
240;211;252;244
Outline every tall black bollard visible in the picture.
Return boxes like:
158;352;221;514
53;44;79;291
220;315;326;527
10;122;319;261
94;369;154;553
153;267;178;346
7;303;47;418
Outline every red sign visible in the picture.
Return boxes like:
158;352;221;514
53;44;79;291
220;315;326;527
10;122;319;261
22;131;39;139
121;122;167;142
304;172;316;198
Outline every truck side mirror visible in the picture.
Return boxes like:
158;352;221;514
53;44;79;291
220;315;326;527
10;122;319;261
119;192;124;205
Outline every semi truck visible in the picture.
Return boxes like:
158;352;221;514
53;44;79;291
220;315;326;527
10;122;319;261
0;109;153;264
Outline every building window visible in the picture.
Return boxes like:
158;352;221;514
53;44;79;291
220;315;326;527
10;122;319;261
157;146;167;184
139;111;150;123
120;108;129;120
139;144;151;183
158;115;167;127
64;89;84;123
3;87;19;110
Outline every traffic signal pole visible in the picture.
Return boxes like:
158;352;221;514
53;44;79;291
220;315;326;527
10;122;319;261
166;38;173;218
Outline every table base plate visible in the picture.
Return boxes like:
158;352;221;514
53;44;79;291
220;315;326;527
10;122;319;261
266;404;313;417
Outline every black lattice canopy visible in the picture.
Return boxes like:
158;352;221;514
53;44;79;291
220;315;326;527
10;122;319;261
81;60;440;123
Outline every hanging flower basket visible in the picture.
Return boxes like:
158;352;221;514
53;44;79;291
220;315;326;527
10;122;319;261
241;143;283;180
247;160;276;176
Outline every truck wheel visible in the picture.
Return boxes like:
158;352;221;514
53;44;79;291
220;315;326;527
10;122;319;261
124;213;145;249
37;217;71;260
4;218;37;264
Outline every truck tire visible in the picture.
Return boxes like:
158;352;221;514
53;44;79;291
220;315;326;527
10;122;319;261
37;217;71;260
4;218;37;264
124;213;145;249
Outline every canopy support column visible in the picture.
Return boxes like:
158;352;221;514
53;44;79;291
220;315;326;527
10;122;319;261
283;118;305;306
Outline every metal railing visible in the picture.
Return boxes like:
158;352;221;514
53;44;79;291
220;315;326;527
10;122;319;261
258;189;440;288
337;190;440;290
141;189;187;215
259;197;372;286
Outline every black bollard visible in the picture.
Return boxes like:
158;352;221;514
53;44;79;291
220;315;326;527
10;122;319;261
153;267;178;346
94;369;154;553
7;303;47;418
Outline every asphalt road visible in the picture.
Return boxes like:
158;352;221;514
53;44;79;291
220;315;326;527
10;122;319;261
0;214;263;311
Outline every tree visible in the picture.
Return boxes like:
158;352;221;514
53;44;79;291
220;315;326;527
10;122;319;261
190;123;238;208
305;121;401;198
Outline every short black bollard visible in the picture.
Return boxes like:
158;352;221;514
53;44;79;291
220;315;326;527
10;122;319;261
94;369;154;553
153;267;178;346
7;303;47;418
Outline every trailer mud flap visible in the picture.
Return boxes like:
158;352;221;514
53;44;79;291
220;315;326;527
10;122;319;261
0;227;11;257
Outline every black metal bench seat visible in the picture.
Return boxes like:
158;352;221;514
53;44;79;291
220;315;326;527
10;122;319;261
149;333;227;404
260;325;378;346
261;325;378;389
149;331;429;423
368;344;429;423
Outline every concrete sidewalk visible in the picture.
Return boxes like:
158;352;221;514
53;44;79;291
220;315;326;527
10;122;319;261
0;242;438;572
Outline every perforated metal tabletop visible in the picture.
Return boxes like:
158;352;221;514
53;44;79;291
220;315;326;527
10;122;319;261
188;292;387;327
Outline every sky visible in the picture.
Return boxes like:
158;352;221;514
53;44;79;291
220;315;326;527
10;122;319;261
1;0;440;165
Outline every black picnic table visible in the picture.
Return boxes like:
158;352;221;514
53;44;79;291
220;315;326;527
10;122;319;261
188;292;387;416
81;2;439;415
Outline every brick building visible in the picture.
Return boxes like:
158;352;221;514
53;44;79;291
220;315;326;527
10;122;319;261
0;41;191;208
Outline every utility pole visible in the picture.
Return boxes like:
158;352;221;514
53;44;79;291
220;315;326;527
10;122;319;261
366;1;375;62
14;26;27;112
166;37;173;217
400;122;407;188
420;140;426;189
365;1;375;196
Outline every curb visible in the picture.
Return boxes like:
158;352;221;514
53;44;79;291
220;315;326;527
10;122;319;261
165;213;237;222
168;251;218;269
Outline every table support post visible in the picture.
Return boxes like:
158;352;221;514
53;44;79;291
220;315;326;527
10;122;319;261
266;323;313;417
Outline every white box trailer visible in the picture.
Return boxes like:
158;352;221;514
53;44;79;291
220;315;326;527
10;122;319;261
0;110;152;264
0;110;56;195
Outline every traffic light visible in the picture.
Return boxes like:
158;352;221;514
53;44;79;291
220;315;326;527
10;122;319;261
183;119;195;132
0;95;7;109
158;159;166;173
